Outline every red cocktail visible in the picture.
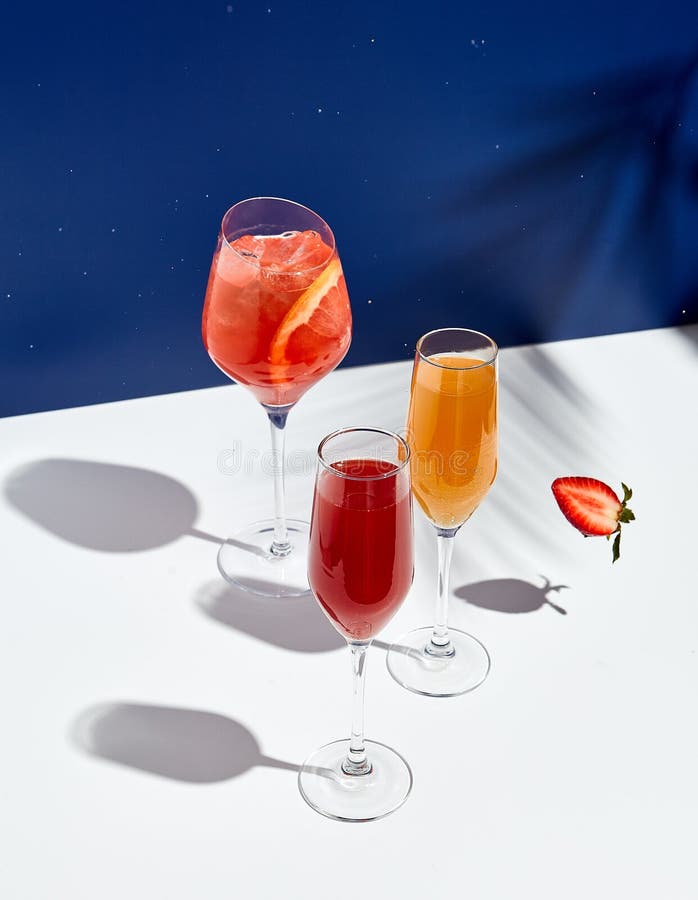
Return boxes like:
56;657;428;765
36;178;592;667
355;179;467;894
300;427;414;823
309;458;414;641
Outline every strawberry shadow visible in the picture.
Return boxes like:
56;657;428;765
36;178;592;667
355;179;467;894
454;576;569;615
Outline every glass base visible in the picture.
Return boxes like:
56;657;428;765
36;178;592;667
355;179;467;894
386;627;491;697
217;518;310;598
298;739;412;822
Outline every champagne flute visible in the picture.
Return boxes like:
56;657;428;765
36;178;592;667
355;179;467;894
299;427;414;821
387;328;498;697
201;198;352;597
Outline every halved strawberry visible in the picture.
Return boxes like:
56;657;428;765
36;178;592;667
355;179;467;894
551;477;635;563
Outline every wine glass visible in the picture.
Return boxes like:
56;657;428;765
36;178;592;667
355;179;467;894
386;328;498;697
299;427;414;821
201;198;352;597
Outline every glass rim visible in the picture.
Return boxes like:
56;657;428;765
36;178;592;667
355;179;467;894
317;427;411;481
416;327;499;370
220;196;336;275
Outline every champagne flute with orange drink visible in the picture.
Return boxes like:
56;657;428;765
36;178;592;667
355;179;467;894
387;328;497;696
201;198;352;597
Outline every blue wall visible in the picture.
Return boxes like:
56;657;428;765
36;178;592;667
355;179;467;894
2;1;697;417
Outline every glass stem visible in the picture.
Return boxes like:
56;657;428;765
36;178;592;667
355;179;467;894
427;527;458;657
265;405;293;558
342;641;372;776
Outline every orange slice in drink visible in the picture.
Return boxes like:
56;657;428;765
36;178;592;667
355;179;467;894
269;257;348;366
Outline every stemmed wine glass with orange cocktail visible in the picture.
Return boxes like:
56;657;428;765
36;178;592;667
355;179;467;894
201;198;352;597
386;328;498;696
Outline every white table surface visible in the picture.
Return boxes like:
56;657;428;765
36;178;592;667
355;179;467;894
1;326;697;900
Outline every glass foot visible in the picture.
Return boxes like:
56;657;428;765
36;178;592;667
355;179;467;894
386;626;490;697
217;518;310;598
298;739;412;822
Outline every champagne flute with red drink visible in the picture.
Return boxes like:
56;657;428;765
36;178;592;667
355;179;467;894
299;427;414;822
202;198;352;597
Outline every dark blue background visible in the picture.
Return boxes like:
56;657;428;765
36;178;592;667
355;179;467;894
2;1;697;417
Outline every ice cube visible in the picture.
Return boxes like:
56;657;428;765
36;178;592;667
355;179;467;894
216;241;258;287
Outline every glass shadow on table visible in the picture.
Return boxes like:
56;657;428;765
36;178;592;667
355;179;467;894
4;458;342;652
70;702;341;784
4;458;222;552
370;576;571;667
195;581;344;653
454;576;570;615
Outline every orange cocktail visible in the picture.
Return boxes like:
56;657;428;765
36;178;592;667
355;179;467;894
201;198;352;599
386;329;498;699
407;354;497;528
203;228;351;407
